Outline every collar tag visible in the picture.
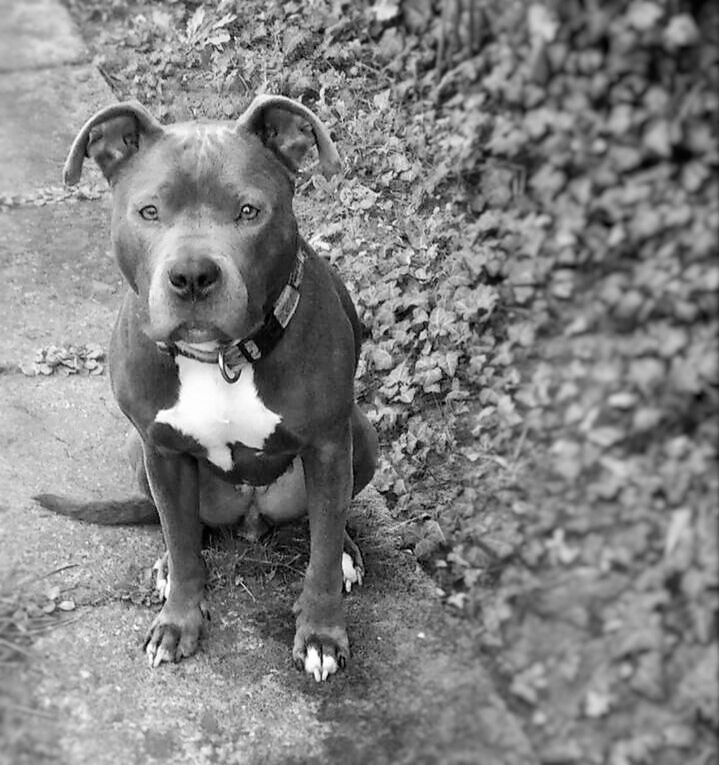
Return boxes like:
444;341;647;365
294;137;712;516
218;346;244;383
238;339;261;362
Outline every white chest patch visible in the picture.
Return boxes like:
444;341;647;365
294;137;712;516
155;357;282;472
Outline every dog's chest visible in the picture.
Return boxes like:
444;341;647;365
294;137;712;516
155;358;281;472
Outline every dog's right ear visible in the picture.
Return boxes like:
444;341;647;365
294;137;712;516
63;102;164;186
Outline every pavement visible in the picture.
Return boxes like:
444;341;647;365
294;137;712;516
0;2;535;763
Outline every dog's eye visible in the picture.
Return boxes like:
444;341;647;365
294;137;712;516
236;204;259;221
139;205;159;221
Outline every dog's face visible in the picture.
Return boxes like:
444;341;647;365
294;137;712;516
64;97;341;345
111;123;297;345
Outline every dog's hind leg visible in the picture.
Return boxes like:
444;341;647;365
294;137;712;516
152;552;170;600
351;405;378;498
125;429;152;498
342;529;364;592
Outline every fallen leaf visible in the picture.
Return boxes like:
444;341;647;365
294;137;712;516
527;4;558;43
663;14;699;49
584;688;612;718
587;426;625;448
371;0;400;23
446;592;467;610
608;391;638;409
626;1;663;31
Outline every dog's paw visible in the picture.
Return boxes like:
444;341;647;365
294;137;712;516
143;601;209;668
152;553;170;600
292;594;349;682
295;636;347;682
341;551;363;593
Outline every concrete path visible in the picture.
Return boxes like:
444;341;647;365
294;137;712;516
0;2;535;763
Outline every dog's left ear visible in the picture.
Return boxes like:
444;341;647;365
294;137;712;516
236;95;341;179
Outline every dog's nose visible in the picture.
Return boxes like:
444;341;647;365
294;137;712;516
168;257;221;300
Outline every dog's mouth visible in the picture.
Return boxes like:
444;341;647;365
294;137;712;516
174;325;218;344
143;307;262;355
142;320;233;348
168;321;232;345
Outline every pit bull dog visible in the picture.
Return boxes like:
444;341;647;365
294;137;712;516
34;95;378;682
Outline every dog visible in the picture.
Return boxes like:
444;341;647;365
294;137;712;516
35;95;378;682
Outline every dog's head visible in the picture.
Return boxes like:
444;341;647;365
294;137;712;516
64;96;341;345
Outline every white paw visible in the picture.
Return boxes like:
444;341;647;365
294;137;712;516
304;644;339;682
152;555;171;600
146;641;174;668
342;551;363;593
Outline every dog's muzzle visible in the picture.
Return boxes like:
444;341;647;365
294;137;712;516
157;245;307;383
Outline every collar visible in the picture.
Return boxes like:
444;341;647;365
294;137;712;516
157;244;306;383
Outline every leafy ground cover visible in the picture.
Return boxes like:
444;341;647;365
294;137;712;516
60;0;718;761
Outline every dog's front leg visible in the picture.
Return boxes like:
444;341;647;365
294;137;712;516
293;427;352;681
142;446;208;668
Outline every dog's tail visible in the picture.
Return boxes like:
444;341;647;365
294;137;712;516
33;494;159;525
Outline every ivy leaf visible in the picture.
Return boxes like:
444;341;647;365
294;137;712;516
455;284;498;320
186;6;205;39
626;1;664;31
368;346;394;371
371;0;400;23
373;89;391;111
427;306;457;339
